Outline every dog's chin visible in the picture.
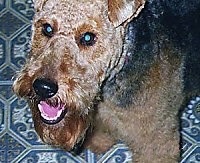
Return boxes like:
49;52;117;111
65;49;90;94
28;98;92;153
37;101;68;125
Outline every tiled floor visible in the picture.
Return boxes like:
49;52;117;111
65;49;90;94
0;0;200;162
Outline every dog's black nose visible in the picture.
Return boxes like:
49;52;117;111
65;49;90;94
33;78;58;99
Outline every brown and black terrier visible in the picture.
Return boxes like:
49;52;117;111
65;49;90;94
13;0;200;162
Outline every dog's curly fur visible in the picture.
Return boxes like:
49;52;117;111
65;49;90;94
13;0;200;162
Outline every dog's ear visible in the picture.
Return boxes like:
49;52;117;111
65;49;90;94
108;0;146;27
32;0;47;12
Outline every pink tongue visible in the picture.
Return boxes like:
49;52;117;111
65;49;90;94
39;101;60;118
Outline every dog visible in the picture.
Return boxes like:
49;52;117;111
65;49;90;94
12;0;200;162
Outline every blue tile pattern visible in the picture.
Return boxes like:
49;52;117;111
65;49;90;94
0;0;199;162
181;97;200;163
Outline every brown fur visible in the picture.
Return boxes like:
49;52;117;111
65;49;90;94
13;0;185;162
97;47;184;162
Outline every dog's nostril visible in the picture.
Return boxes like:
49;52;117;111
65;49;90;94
33;78;58;99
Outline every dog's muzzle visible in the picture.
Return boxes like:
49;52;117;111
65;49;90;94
32;78;68;124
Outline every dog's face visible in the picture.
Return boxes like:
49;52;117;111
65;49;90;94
12;0;145;151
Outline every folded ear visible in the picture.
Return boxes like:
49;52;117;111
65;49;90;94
108;0;146;27
32;0;47;12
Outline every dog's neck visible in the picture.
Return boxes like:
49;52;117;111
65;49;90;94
102;1;184;108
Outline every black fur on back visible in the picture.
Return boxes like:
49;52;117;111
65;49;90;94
103;0;200;107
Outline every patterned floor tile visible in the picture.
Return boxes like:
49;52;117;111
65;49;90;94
0;101;5;133
0;0;6;11
0;133;26;163
10;25;31;69
10;99;42;146
0;11;26;38
0;38;5;66
0;0;200;162
10;0;34;20
17;150;87;163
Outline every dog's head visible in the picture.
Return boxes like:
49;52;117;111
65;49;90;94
12;0;145;151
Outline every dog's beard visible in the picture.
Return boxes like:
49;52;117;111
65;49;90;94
29;97;93;151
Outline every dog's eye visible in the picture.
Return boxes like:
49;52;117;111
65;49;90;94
42;23;54;37
80;32;96;46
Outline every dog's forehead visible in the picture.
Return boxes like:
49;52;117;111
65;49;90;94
37;0;106;22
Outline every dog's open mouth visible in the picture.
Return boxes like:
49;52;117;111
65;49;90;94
38;101;67;124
